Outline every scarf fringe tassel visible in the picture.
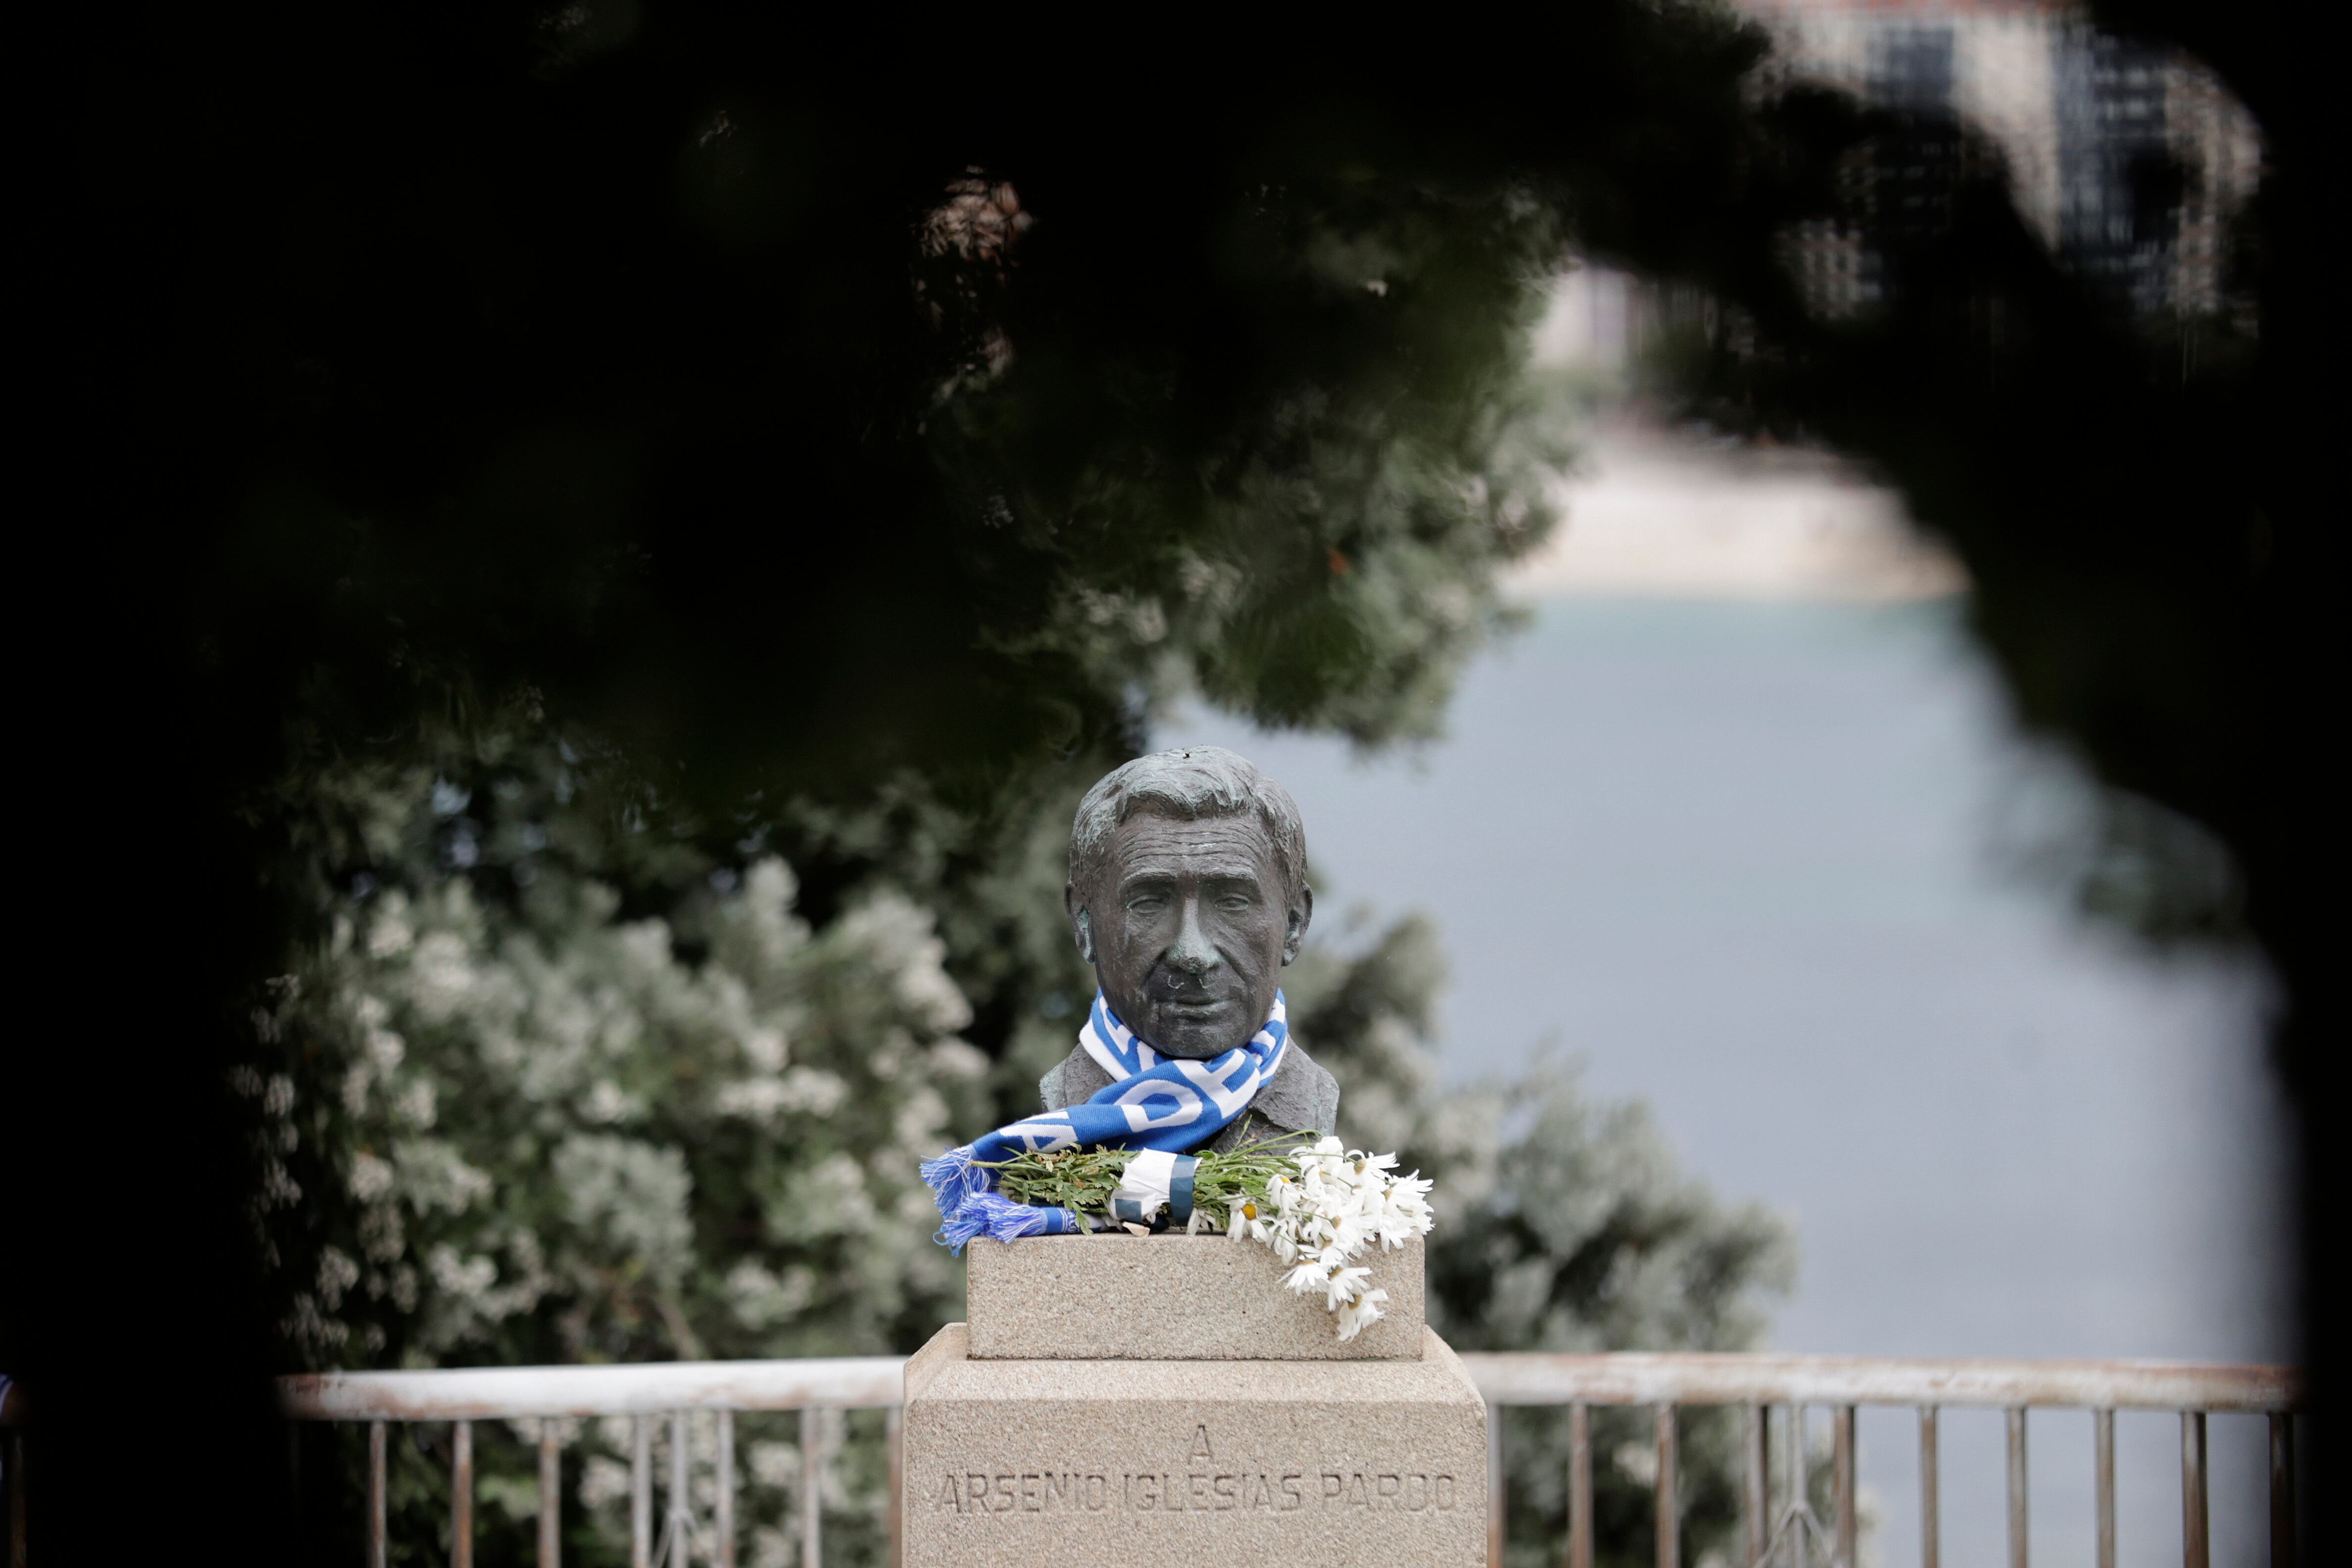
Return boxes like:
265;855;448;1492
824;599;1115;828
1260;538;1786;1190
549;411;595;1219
922;1143;1077;1254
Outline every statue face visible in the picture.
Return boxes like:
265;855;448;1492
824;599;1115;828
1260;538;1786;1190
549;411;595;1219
1067;808;1312;1059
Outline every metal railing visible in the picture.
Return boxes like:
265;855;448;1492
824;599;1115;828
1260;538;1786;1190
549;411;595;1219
167;1351;2301;1568
278;1359;903;1568
1458;1354;2303;1568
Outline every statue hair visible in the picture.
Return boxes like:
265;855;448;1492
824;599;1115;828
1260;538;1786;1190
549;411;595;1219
1068;747;1307;900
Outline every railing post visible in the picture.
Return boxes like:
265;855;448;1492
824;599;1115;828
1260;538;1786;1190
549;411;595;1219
2005;1408;2028;1568
630;1416;651;1568
883;1407;900;1568
538;1418;561;1568
1485;1398;1504;1568
668;1412;691;1568
1742;1404;1766;1568
452;1419;474;1568
2094;1410;2115;1568
1569;1403;1592;1568
1655;1405;1679;1568
1832;1406;1854;1568
2181;1412;2208;1568
1919;1408;1939;1568
2268;1414;2295;1568
717;1410;737;1568
1786;1407;1807;1568
799;1406;822;1568
369;1420;388;1568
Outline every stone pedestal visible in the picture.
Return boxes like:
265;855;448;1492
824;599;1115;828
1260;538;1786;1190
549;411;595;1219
903;1235;1486;1568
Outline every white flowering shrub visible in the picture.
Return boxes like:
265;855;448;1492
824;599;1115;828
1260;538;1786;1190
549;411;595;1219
245;750;995;1565
266;859;980;1370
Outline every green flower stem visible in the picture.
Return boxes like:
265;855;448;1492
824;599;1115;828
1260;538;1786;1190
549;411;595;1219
977;1127;1315;1232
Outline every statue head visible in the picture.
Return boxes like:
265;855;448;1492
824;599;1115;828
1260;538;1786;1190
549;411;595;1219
1065;747;1313;1060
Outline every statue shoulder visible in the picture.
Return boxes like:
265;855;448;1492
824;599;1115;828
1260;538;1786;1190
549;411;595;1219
1039;1045;1115;1111
1256;1037;1341;1135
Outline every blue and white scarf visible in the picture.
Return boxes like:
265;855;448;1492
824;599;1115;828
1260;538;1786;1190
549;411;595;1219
920;991;1290;1252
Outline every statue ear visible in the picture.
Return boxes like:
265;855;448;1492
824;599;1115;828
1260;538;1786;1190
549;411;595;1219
1282;884;1314;965
1065;882;1096;964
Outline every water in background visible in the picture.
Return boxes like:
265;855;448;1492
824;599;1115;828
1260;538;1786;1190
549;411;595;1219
1159;594;2292;1568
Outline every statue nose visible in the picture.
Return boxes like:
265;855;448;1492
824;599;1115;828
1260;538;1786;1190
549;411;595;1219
1168;899;1220;976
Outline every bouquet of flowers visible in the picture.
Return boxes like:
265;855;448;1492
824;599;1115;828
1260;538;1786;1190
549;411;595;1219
980;1133;1435;1340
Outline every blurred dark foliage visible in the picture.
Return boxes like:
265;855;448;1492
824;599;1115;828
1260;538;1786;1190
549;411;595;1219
10;0;2338;1561
1672;0;2343;1477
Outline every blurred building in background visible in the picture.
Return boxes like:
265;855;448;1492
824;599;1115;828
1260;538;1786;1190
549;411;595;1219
1739;0;2262;319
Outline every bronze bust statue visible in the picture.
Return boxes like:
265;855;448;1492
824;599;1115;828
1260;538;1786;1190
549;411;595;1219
1040;746;1340;1151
